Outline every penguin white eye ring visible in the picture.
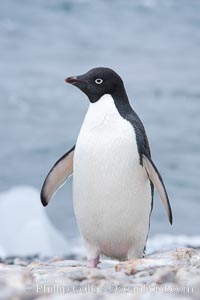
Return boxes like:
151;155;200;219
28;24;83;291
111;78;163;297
95;78;103;84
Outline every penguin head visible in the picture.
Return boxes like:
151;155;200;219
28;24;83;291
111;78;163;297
65;67;125;103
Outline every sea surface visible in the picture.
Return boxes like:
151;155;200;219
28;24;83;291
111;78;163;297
0;0;200;256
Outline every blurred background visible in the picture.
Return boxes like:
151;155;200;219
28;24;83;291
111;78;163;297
0;0;200;258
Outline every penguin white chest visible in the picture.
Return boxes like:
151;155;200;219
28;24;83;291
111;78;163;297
73;94;151;260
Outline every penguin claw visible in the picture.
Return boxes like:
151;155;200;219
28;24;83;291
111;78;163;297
86;257;100;268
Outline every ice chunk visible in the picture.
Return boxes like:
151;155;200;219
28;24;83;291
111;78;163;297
0;186;69;257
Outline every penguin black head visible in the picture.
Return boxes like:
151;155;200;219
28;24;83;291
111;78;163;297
65;67;125;103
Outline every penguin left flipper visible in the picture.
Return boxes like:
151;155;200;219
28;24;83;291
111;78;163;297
41;145;75;207
143;154;173;225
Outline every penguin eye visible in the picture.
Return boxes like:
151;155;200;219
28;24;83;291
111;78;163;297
95;78;103;84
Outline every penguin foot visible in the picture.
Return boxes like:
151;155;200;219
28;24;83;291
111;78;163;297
86;256;100;268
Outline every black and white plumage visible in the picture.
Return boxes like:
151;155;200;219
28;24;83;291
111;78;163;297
41;67;172;267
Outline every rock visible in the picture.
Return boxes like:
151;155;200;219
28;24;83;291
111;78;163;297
115;248;200;274
0;248;199;300
68;270;88;281
152;267;176;284
190;254;200;268
0;263;35;300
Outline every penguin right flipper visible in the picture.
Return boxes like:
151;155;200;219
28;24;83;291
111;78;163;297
41;145;75;206
142;154;173;225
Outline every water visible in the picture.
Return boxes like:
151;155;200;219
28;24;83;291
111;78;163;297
0;0;200;256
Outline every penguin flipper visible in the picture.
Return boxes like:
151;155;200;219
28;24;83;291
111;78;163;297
41;145;75;206
142;154;173;225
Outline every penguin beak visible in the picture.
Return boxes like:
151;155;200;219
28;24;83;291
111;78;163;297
65;76;78;85
65;76;87;85
65;75;90;97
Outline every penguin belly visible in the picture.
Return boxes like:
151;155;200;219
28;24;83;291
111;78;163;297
73;95;152;260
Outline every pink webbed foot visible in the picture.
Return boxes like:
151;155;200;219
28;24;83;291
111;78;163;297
86;256;100;268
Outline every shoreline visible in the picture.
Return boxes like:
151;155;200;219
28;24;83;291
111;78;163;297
0;247;199;300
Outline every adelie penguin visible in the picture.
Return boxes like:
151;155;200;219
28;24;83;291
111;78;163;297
41;67;173;268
